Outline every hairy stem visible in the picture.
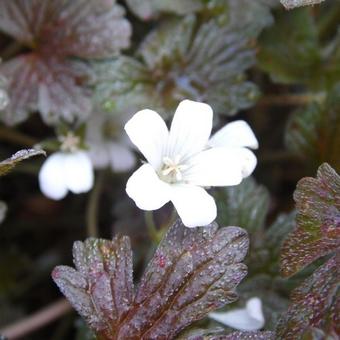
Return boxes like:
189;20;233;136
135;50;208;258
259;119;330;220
257;93;325;107
145;210;160;243
0;299;72;339
86;171;105;238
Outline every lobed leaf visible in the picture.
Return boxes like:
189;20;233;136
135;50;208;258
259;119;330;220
0;0;131;125
0;0;131;58
92;56;162;115
225;0;274;38
258;9;321;85
0;55;93;125
276;256;339;338
53;220;249;339
52;236;134;339
285;85;340;170
280;163;340;277
95;15;259;118
0;148;46;176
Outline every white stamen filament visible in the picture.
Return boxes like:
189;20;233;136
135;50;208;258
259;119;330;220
161;156;188;182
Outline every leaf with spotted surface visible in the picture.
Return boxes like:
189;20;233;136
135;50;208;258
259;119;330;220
276;256;339;338
0;0;131;125
53;220;249;339
0;148;46;176
94;15;259;119
280;163;340;277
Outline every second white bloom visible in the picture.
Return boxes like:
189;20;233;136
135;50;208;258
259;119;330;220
39;151;94;200
125;99;258;228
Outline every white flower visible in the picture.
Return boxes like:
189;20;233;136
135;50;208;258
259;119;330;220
86;112;135;172
39;151;94;200
125;99;258;228
209;297;265;331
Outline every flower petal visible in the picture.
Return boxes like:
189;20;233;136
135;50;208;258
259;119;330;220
237;148;257;178
126;164;171;210
167;100;213;161
39;152;68;200
184;148;249;187
209;297;265;331
170;185;216;227
124;109;169;169
209;120;259;149
108;142;136;172
64;151;94;194
246;297;265;325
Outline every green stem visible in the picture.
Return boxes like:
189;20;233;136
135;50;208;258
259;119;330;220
257;93;325;107
144;211;160;243
86;171;105;238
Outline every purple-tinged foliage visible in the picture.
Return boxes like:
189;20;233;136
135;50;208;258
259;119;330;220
53;220;249;339
0;0;131;125
280;163;340;277
276;256;339;338
52;236;133;339
277;163;339;338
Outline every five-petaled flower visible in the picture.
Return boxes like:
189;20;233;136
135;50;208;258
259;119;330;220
125;99;258;227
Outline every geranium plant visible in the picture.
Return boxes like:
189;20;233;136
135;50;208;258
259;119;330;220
0;1;339;339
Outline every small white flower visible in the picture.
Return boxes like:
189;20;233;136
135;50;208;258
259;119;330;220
209;297;265;331
86;112;136;172
124;99;258;228
39;151;94;200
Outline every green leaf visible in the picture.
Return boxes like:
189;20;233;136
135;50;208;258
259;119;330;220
217;177;270;233
276;256;339;338
223;0;274;37
285;85;340;170
280;163;340;277
93;56;161;115
94;14;259;118
258;9;321;85
265;213;296;257
53;220;249;339
0;148;46;176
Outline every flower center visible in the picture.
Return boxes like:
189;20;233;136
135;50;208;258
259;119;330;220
59;132;81;153
159;156;188;183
